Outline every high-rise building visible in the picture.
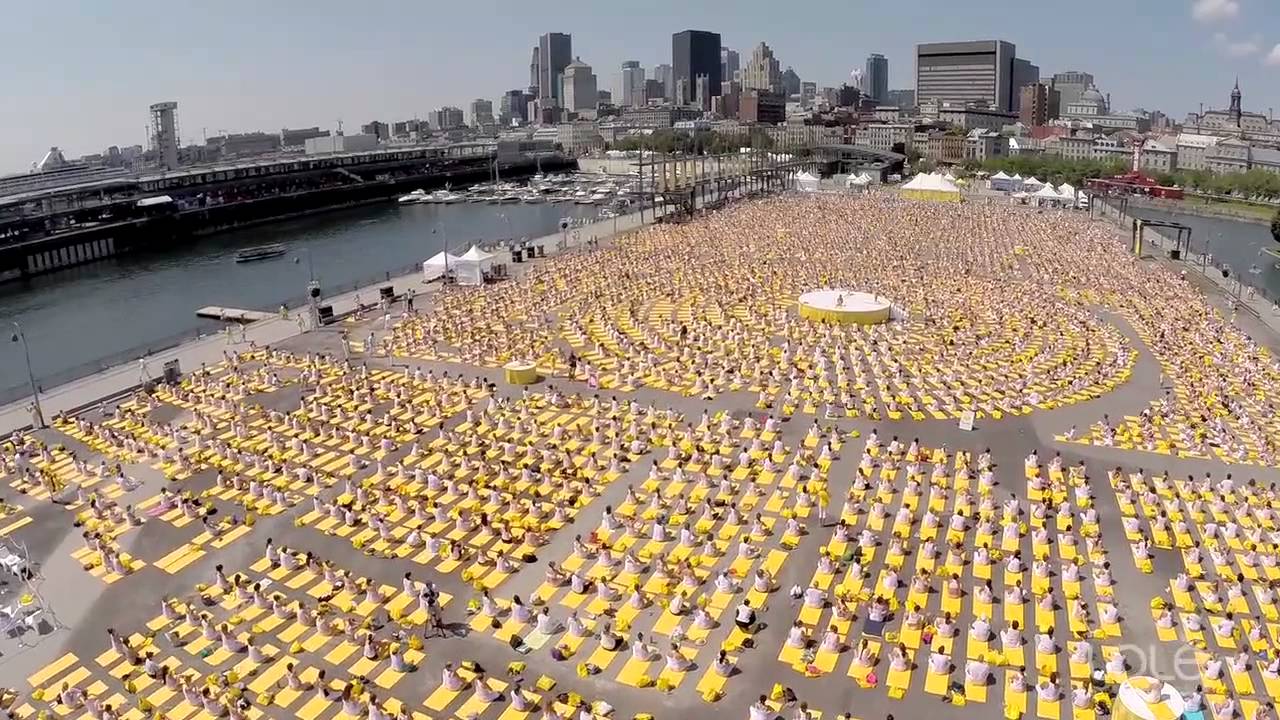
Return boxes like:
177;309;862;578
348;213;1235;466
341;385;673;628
1018;82;1060;126
781;67;802;98
500;89;530;125
562;58;598;112
529;47;540;91
915;40;1017;112
620;61;645;107
694;75;712;111
469;99;494;127
672;30;721;104
149;101;180;170
1010;58;1040;112
537;32;572;107
864;54;889;103
654;64;674;102
429;107;465;131
721;48;740;84
643;79;664;105
1050;70;1094;108
741;42;781;93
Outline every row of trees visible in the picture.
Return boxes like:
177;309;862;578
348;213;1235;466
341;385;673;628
611;129;776;155
966;155;1280;202
1146;168;1280;201
962;156;1130;188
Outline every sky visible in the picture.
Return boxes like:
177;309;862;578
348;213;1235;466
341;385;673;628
2;0;1278;174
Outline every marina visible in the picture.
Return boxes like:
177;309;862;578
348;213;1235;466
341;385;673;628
396;171;644;208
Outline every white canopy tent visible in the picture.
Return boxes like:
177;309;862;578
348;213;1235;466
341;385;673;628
453;245;497;286
1057;183;1078;202
988;170;1014;191
795;171;820;192
1033;183;1064;206
422;250;463;281
1022;176;1045;189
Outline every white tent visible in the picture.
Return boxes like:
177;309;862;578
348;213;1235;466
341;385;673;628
1057;183;1077;202
1009;173;1024;190
1022;176;1045;189
422;250;463;281
795;171;820;193
1033;183;1064;205
454;245;498;286
988;170;1015;192
901;172;961;201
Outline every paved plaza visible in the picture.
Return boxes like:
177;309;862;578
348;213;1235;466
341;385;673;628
1;193;1277;720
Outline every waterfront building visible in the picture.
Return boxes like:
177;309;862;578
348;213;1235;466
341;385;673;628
672;30;721;104
1184;80;1280;137
915;40;1017;112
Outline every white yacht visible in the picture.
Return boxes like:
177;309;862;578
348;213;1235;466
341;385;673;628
396;189;428;204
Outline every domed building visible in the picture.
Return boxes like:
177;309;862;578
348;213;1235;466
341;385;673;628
1063;83;1108;118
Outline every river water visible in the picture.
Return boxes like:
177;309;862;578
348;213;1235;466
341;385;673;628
1125;206;1280;296
0;201;603;399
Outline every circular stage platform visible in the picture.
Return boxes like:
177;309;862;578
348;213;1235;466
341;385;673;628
797;289;891;325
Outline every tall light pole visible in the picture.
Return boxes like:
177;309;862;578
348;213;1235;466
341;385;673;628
10;322;45;429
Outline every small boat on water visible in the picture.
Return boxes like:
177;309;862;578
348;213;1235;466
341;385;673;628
397;189;428;204
235;243;287;263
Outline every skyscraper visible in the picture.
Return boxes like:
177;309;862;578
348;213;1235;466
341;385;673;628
864;53;889;103
741;42;781;93
721;47;740;84
562;58;598;112
654;64;674;102
915;40;1016;112
781;67;801;98
537;32;572;107
620;61;645;107
1018;83;1060;126
529;47;539;91
672;30;721;104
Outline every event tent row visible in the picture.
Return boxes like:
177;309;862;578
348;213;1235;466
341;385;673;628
422;245;498;285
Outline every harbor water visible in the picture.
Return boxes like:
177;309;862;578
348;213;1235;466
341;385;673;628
0;201;603;400
1125;206;1280;298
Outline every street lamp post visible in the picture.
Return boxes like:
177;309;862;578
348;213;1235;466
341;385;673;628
10;322;45;429
295;248;320;329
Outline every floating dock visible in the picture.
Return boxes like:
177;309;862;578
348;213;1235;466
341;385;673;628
196;306;274;323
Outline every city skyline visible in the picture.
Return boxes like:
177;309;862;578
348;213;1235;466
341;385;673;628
3;0;1280;173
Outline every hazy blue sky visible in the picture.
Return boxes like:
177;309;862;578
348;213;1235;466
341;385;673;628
3;0;1278;173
